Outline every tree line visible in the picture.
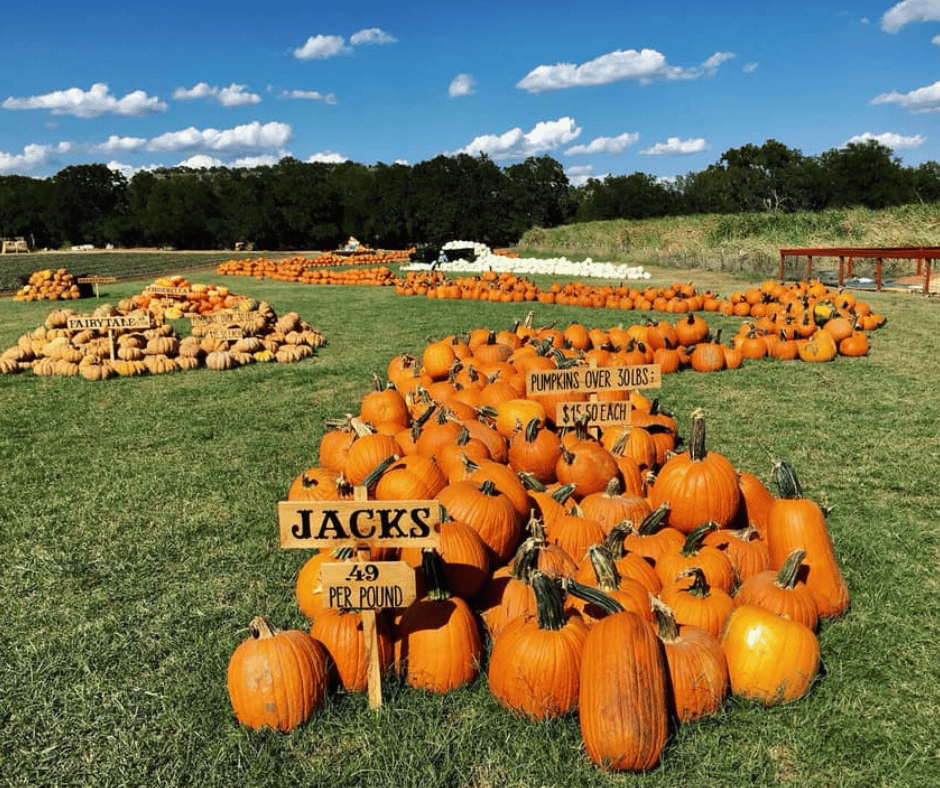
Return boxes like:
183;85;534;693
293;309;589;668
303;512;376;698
1;139;937;252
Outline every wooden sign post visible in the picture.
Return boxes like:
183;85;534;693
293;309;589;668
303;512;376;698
527;363;663;431
66;313;152;360
76;275;117;297
278;487;442;709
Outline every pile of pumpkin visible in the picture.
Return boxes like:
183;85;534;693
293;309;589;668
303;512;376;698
228;321;849;773
0;299;326;378
296;266;398;287
12;268;82;301
117;275;249;319
216;249;414;282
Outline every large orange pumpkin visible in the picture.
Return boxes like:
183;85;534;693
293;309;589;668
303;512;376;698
227;616;329;731
648;409;740;533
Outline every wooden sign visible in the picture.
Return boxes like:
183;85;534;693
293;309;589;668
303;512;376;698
201;326;244;340
320;560;417;611
66;314;152;331
144;285;190;296
77;275;117;297
527;364;662;396
191;311;255;326
277;499;443;550
555;399;633;428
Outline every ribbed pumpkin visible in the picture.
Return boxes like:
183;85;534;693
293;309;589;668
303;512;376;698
400;519;490;600
578;590;669;772
652;598;729;723
487;572;589;720
648;409;741;533
658;566;735;640
436;478;522;564
226;616;329;731
733;548;819;631
395;550;483;693
310;607;393;692
765;460;849;619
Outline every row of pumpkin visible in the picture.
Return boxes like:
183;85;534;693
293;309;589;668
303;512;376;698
227;318;850;772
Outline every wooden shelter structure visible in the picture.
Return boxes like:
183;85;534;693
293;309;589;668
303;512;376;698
779;247;938;294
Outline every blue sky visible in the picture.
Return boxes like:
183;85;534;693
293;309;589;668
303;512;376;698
2;0;939;184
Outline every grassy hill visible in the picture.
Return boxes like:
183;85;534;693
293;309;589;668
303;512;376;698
518;203;940;277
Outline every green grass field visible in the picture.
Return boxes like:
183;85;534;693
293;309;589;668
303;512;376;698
1;262;938;788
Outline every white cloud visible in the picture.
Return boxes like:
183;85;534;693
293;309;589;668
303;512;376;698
106;160;163;178
294;34;351;60
565;164;598;186
2;82;166;118
843;131;926;149
565;132;639;155
350;28;396;45
516;49;735;93
0;142;72;173
231;153;289;168
639;137;708;155
146;121;292;153
453;117;582;160
449;73;475;98
173;82;215;100
176;154;226;169
872;79;940;111
743;62;759;73
283;89;338;104
217;84;262;107
95;135;149;154
881;0;940;32
175;153;289;169
307;151;348;163
933;33;940;42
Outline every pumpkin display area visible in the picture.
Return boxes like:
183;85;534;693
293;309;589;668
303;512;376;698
251;317;856;771
3;266;934;788
0;278;326;377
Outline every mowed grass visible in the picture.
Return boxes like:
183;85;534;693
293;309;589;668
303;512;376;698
0;267;939;788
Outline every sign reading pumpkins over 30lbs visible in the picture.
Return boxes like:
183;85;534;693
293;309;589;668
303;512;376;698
526;364;662;395
277;499;443;550
526;364;662;428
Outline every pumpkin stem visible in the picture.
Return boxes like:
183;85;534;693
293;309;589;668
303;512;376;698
651;597;680;643
679;521;718;557
248;615;278;639
531;572;567;632
772;459;805;500
776;548;808;589
419;548;453;602
637;501;670;536
360;454;399;491
675;566;712;598
584;545;622;592
602;520;632;559
563;578;625;616
509;537;542;582
688;408;707;461
523;417;542;443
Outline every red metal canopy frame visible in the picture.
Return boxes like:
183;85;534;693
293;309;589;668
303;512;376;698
778;247;938;294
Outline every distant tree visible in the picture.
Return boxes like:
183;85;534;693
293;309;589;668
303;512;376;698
911;161;940;204
574;172;676;222
504;155;573;236
818;140;912;209
0;174;55;248
676;165;740;215
366;162;413;248
140;171;218;249
47;164;128;247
